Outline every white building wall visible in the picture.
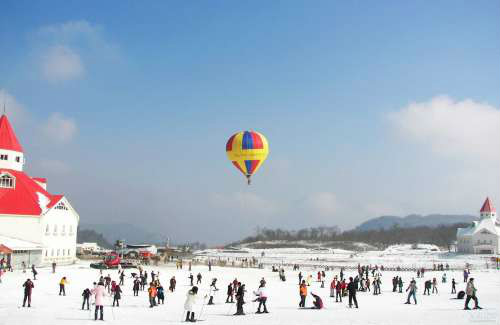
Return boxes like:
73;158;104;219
0;216;41;243
0;148;25;171
40;201;79;266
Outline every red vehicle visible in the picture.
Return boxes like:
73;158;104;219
90;252;137;270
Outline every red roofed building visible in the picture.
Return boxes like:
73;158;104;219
0;114;79;267
457;197;499;254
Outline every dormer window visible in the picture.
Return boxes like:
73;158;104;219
0;154;8;160
0;173;15;188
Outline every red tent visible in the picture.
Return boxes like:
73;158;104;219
0;244;13;254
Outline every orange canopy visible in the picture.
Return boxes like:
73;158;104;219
0;244;13;254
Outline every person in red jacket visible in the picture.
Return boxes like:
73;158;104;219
330;278;336;297
335;280;342;302
311;293;324;309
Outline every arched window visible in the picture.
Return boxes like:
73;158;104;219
69;225;73;234
57;249;60;256
0;173;15;188
62;225;66;235
45;224;50;234
53;225;58;235
51;249;54;257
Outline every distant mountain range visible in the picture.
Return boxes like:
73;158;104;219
355;214;477;231
79;223;165;245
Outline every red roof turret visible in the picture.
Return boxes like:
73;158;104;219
480;197;496;213
0;115;23;152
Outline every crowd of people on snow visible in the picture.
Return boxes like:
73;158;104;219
0;258;486;322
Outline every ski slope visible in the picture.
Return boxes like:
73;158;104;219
0;246;498;325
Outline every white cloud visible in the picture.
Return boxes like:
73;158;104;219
41;45;84;82
41;113;77;144
302;192;339;217
389;95;500;163
35;20;118;83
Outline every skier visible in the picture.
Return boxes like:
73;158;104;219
184;286;198;322
208;278;218;305
464;278;481;310
451;278;456;294
347;277;358;308
148;282;158;307
226;283;234;303
405;278;417;305
82;288;91;310
189;273;194;286
234;283;246;315
196;273;202;285
157;284;165;304
31;265;37;280
254;282;269;313
298;272;303;285
59;277;67;296
113;284;122;307
299;280;307;308
22;278;34;307
91;281;107;320
310;293;323;309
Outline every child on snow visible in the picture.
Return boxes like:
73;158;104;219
184;286;198;322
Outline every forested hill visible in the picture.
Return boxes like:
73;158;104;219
355;214;476;231
235;223;469;249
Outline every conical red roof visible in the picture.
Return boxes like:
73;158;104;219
0;115;23;152
480;197;495;213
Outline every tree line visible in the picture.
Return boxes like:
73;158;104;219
236;223;468;249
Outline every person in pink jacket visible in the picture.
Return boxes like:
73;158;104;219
91;281;107;320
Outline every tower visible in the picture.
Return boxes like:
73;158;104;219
479;197;496;220
0;114;25;171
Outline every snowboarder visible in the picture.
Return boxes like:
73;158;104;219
299;280;307;308
113;284;122;307
347;277;358;308
82;288;91;310
91;281;107;320
184;286;198;322
59;277;67;296
311;293;323;309
405;278;417;305
464;278;481;310
22;278;34;307
207;278;218;305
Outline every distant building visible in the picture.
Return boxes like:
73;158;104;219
0;114;80;266
457;197;499;254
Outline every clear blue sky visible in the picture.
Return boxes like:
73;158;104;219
1;1;499;244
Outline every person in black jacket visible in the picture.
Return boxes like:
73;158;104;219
82;288;91;310
347;277;358;308
226;283;234;303
23;278;34;307
113;284;122;307
234;283;245;315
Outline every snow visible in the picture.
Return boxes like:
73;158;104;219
0;247;499;325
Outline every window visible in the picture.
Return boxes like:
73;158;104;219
0;154;8;160
62;250;65;256
45;250;47;257
45;224;50;235
69;225;73;235
15;156;20;162
0;174;14;188
57;249;60;256
53;225;58;235
62;225;66;235
51;249;54;257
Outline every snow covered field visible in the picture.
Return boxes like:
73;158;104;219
1;246;499;325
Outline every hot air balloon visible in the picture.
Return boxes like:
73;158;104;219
226;131;269;185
